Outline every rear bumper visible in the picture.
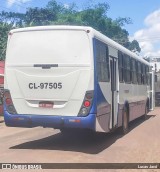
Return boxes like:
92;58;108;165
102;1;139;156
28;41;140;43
4;110;96;130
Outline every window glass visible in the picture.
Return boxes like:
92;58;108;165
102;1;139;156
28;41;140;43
131;59;137;84
118;51;123;82
124;54;131;83
95;39;110;82
126;56;130;70
137;62;142;84
146;66;149;85
142;64;147;85
119;53;149;85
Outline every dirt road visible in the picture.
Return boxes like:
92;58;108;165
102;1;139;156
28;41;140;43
0;108;160;171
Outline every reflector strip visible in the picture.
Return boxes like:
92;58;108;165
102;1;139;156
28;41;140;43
69;119;81;123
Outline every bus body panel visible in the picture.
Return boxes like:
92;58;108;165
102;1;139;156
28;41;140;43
119;83;147;121
4;107;96;130
92;31;151;133
95;83;111;133
5;29;94;117
6;67;93;116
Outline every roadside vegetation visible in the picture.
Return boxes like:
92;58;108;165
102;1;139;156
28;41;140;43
0;0;141;60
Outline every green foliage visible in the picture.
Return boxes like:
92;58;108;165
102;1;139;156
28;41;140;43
115;17;132;27
0;0;141;60
0;23;13;60
0;11;25;27
47;0;64;13
25;7;57;26
127;40;141;53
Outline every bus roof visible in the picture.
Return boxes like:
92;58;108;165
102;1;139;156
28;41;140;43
9;25;150;66
9;25;92;34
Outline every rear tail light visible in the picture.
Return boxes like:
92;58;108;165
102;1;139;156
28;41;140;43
4;89;17;114
78;90;93;117
6;98;12;105
84;100;90;107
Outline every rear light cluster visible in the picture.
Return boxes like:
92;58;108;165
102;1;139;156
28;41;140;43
4;89;17;114
78;90;93;117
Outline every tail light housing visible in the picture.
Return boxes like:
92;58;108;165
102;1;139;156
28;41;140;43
4;89;17;114
78;90;93;117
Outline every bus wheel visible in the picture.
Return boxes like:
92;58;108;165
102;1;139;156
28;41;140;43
122;106;129;134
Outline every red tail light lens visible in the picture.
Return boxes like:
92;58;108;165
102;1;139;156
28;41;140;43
6;98;12;105
4;89;17;114
84;100;91;107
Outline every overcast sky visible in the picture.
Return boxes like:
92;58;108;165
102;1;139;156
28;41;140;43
1;0;160;58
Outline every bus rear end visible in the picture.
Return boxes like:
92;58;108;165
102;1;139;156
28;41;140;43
4;26;95;131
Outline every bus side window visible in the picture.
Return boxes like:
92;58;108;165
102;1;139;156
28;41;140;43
137;61;142;84
141;63;145;85
95;39;110;82
143;64;147;85
131;59;137;84
146;66;149;85
106;46;110;81
123;54;127;83
124;54;131;83
149;73;152;89
155;74;158;82
118;51;123;82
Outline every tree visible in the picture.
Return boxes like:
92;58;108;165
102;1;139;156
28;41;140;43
126;40;141;53
0;0;141;60
0;11;24;27
25;7;57;26
0;23;13;60
50;2;141;52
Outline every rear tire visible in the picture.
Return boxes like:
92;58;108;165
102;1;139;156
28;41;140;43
122;106;129;135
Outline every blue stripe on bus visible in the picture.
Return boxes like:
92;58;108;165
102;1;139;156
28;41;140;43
4;108;96;130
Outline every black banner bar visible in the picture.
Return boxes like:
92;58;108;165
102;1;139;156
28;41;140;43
0;163;160;170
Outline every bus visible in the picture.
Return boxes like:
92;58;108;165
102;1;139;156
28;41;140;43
4;26;154;134
0;61;5;115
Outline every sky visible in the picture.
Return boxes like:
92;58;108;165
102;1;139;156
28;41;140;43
1;0;160;58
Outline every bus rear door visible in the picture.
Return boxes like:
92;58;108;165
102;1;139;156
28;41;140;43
109;49;119;129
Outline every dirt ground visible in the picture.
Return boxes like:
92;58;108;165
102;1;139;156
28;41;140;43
0;108;160;171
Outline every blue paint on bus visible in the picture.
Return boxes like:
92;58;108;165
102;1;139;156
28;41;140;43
4;107;96;130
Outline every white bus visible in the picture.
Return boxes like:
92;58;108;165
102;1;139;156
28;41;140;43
4;26;154;134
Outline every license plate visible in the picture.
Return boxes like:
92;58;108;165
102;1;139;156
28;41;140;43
39;101;54;108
